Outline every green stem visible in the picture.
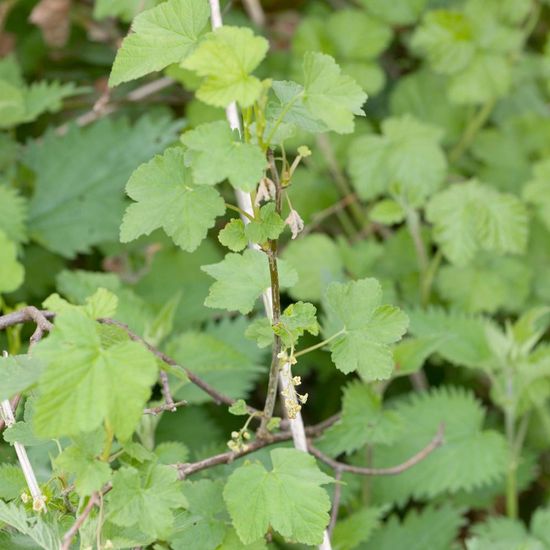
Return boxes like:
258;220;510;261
259;245;282;437
405;207;428;273
421;250;442;306
101;422;114;462
294;329;345;358
504;370;518;519
316;134;368;229
522;0;541;40
225;202;255;222
449;99;495;164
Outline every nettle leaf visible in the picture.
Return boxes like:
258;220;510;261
24;115;179;258
436;253;532;314
332;507;384;550
323;278;409;381
392;336;444;377
244;203;286;244
120;147;226;252
426;180;529;266
302;52;367;134
0;230;24;294
181;121;266;192
369;387;508;503
0;354;45;401
466;516;535;549
0;184;27;244
408;307;496;370
0;500;61;550
364;504;464;550
218;218;247;252
182;26;269;107
348;115;447;205
55;431;111;496
524;158;550;232
282;234;345;302
155;441;189;464
202;249;298;314
0;56;80;128
34;305;158;440
108;464;187;538
223;448;333;545
109;0;210;86
274;301;319;348
318;381;403;456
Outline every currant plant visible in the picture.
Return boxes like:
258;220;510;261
2;0;550;548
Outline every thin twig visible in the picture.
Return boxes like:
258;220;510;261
308;423;445;476
241;0;266;27
56;76;175;135
328;467;343;536
61;483;113;550
60;493;100;550
159;370;176;411
176;413;341;479
143;400;187;416
176;430;293;479
0;307;54;333
301;194;358;237
0;308;53;431
315;134;367;230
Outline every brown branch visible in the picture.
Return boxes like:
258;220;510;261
56;76;175;135
241;0;265;27
143;400;187;416
60;492;100;550
0;307;54;431
0;307;54;333
301;194;358;237
307;423;445;476
159;370;176;411
328;468;343;536
61;483;113;550
305;412;340;436
176;430;293;479
176;413;341;479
